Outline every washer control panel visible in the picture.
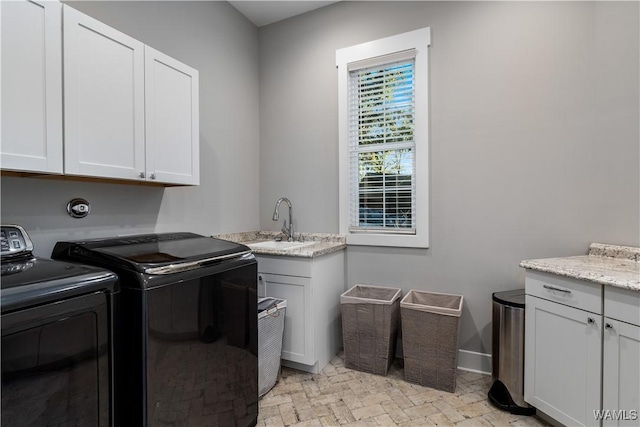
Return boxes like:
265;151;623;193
1;225;34;258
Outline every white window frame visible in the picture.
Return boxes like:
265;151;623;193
336;28;430;248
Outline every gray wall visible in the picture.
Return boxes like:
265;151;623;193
2;0;638;364
258;1;640;357
1;1;261;257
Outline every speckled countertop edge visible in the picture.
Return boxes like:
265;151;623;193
214;231;346;258
520;243;640;292
588;242;640;261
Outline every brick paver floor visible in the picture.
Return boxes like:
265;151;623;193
257;353;547;427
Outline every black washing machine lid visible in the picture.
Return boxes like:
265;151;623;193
1;258;117;313
52;232;252;275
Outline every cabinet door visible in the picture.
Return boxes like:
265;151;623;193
145;47;199;185
525;295;602;427
602;319;640;427
63;5;145;181
1;0;63;174
261;273;314;366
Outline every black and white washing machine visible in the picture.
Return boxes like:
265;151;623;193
0;225;119;427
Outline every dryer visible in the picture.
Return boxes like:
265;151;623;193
1;225;118;427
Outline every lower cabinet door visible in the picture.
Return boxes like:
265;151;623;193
261;273;313;365
525;295;602;427
602;318;640;427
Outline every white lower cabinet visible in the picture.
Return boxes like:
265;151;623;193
525;271;640;427
259;273;313;365
525;293;602;427
602;286;640;427
256;250;345;374
602;319;640;427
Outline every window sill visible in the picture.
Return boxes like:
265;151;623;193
346;231;429;249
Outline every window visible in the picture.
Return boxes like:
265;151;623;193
336;28;430;248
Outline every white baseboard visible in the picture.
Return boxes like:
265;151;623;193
457;349;491;375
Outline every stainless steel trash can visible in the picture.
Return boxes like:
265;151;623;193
488;290;535;415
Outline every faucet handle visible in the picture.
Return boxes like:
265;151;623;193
281;220;289;235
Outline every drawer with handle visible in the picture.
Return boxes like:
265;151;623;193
525;270;602;314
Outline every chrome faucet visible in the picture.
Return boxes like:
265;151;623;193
272;197;295;242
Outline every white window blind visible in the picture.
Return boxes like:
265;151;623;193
348;55;416;234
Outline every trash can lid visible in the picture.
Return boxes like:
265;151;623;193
492;289;525;308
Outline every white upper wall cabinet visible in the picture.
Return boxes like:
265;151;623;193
1;0;63;174
63;5;146;181
63;5;199;185
145;47;200;185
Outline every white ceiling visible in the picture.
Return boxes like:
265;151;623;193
228;1;339;27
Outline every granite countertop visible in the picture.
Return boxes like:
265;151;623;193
520;243;640;292
215;231;346;258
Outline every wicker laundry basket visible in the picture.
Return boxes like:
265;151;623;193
341;284;402;375
401;289;463;392
258;297;286;397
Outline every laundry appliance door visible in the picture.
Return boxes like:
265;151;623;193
1;292;110;427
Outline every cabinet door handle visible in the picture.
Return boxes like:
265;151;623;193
587;317;595;325
543;284;572;294
139;172;145;179
150;173;156;180
605;322;614;330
